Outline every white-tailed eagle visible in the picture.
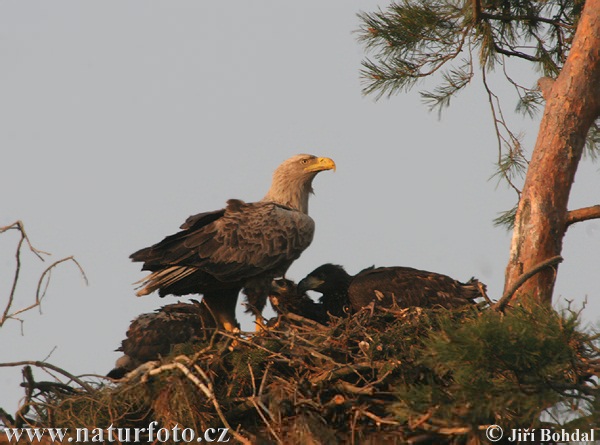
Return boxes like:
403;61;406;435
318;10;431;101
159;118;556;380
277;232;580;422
130;154;335;330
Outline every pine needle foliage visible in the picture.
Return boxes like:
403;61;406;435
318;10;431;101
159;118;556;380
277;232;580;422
357;0;599;228
4;302;598;444
394;302;597;431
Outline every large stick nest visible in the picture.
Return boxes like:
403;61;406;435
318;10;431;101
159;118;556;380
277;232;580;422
3;303;599;444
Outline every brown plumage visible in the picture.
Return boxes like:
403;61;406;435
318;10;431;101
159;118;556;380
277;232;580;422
298;264;486;314
107;300;214;379
130;155;335;330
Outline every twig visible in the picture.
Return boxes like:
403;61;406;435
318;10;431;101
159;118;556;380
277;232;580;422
258;361;271;396
284;312;326;328
0;361;95;393
493;256;563;311
192;362;253;445
0;408;16;428
249;396;283;445
358;408;400;426
15;366;35;427
145;358;253;445
1;221;88;328
20;380;78;395
0;221;50;259
218;331;293;364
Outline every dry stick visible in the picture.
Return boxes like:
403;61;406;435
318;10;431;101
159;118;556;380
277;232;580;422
1;221;52;326
146;359;253;445
1;236;24;327
359;409;400;426
493;255;563;311
258;361;271;397
36;256;89;303
191;363;253;445
5;257;88;323
0;221;50;260
246;362;283;444
15;366;35;427
0;361;95;393
218;331;293;364
284;312;326;328
250;397;283;445
1;224;88;328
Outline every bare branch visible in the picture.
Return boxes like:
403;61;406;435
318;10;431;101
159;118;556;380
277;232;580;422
0;361;95;393
566;205;600;228
494;256;563;311
1;221;88;328
145;357;254;445
493;43;541;62
0;221;50;260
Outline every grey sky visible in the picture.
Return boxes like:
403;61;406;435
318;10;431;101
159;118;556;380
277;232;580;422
1;2;599;412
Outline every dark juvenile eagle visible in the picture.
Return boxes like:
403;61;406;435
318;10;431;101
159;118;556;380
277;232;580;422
130;154;335;330
298;264;486;314
107;300;214;379
269;278;328;324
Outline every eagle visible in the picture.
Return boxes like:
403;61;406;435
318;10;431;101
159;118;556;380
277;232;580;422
130;154;335;331
269;278;327;324
298;264;486;314
107;300;214;379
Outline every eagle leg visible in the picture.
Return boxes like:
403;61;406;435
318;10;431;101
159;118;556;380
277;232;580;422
202;290;240;332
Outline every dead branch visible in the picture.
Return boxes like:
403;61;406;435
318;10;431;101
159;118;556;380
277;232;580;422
0;361;95;393
1;221;88;328
144;356;254;445
0;221;50;259
493;256;563;311
358;408;400;426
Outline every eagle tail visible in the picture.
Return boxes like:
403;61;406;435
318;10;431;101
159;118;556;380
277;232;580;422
134;266;197;297
463;277;488;302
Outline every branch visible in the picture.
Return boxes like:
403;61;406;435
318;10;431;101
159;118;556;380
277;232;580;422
145;357;253;445
493;43;541;62
472;0;482;23
0;361;95;393
538;77;555;100
1;221;88;329
0;221;50;260
480;12;574;29
566;205;600;228
493;256;563;311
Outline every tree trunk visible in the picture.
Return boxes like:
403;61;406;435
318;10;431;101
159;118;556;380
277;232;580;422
503;0;600;305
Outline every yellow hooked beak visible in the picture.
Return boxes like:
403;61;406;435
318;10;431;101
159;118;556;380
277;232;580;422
305;157;336;173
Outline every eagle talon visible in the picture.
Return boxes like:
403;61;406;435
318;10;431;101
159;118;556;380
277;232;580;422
254;315;267;332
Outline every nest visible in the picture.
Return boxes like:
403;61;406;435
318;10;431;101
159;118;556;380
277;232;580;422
3;303;599;445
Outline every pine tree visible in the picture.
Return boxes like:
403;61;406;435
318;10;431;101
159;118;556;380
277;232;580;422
357;0;600;305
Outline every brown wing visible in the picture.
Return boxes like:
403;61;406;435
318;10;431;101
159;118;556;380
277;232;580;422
149;200;315;281
131;200;315;296
348;267;483;310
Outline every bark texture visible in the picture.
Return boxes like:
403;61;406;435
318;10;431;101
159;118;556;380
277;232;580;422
503;0;600;305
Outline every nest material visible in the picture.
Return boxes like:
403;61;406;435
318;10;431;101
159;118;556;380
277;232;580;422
4;303;599;445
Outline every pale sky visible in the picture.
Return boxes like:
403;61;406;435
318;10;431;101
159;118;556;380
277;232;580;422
1;2;599;413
